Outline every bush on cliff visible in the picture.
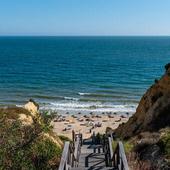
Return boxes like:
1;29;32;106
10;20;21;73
159;128;170;158
0;106;63;170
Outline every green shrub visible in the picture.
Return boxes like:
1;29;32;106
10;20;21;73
112;140;117;151
0;137;62;170
59;135;71;142
95;133;103;144
112;140;134;154
30;137;62;169
123;141;134;153
159;131;170;157
0;108;63;170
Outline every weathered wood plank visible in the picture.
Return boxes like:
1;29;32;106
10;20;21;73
108;137;113;159
58;142;70;170
74;137;80;161
59;132;82;170
59;132;129;170
118;142;129;170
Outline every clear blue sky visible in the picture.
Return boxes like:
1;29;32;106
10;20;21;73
0;0;170;36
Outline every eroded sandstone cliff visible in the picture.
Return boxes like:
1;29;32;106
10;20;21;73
115;63;170;139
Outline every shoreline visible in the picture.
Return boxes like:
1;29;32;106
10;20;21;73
0;103;133;139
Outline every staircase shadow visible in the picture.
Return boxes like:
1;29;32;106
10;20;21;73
78;138;115;170
85;152;106;167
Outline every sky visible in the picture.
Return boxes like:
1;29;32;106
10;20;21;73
0;0;170;36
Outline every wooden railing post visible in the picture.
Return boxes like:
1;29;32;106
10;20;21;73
105;133;129;170
108;137;114;166
58;142;70;170
92;132;95;144
72;130;75;142
80;133;83;146
112;141;129;170
59;132;82;170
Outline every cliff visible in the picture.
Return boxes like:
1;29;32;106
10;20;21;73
0;101;63;170
115;63;170;139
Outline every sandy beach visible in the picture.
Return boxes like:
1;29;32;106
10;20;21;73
52;113;129;139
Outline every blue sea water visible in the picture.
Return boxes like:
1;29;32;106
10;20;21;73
0;36;169;114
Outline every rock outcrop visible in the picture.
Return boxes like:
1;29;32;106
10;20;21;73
24;99;39;116
0;103;63;169
115;64;170;139
128;128;170;170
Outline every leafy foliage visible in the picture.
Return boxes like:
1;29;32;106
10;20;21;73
0;108;63;170
112;140;134;154
59;135;71;142
158;129;170;158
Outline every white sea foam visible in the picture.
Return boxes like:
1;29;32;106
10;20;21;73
40;101;137;114
64;97;79;101
78;92;91;96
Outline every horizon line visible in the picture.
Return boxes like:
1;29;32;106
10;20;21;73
0;35;170;37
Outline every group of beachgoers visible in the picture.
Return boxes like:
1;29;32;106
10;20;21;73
52;111;130;139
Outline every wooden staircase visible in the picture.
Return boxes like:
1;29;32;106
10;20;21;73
58;131;129;170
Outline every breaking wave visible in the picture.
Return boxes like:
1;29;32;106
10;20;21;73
40;101;137;114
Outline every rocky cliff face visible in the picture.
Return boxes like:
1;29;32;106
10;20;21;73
115;64;170;139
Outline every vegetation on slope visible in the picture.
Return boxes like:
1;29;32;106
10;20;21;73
0;106;63;170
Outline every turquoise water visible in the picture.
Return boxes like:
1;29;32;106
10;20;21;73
0;36;169;113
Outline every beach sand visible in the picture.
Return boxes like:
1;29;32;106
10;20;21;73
52;114;129;139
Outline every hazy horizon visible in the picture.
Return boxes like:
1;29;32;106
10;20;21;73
1;0;170;36
1;35;170;37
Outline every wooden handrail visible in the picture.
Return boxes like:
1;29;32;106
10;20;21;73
58;131;82;170
108;137;113;159
59;132;129;170
105;137;129;170
58;142;70;170
113;141;129;170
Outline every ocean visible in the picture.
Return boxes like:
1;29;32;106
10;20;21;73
0;36;169;114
